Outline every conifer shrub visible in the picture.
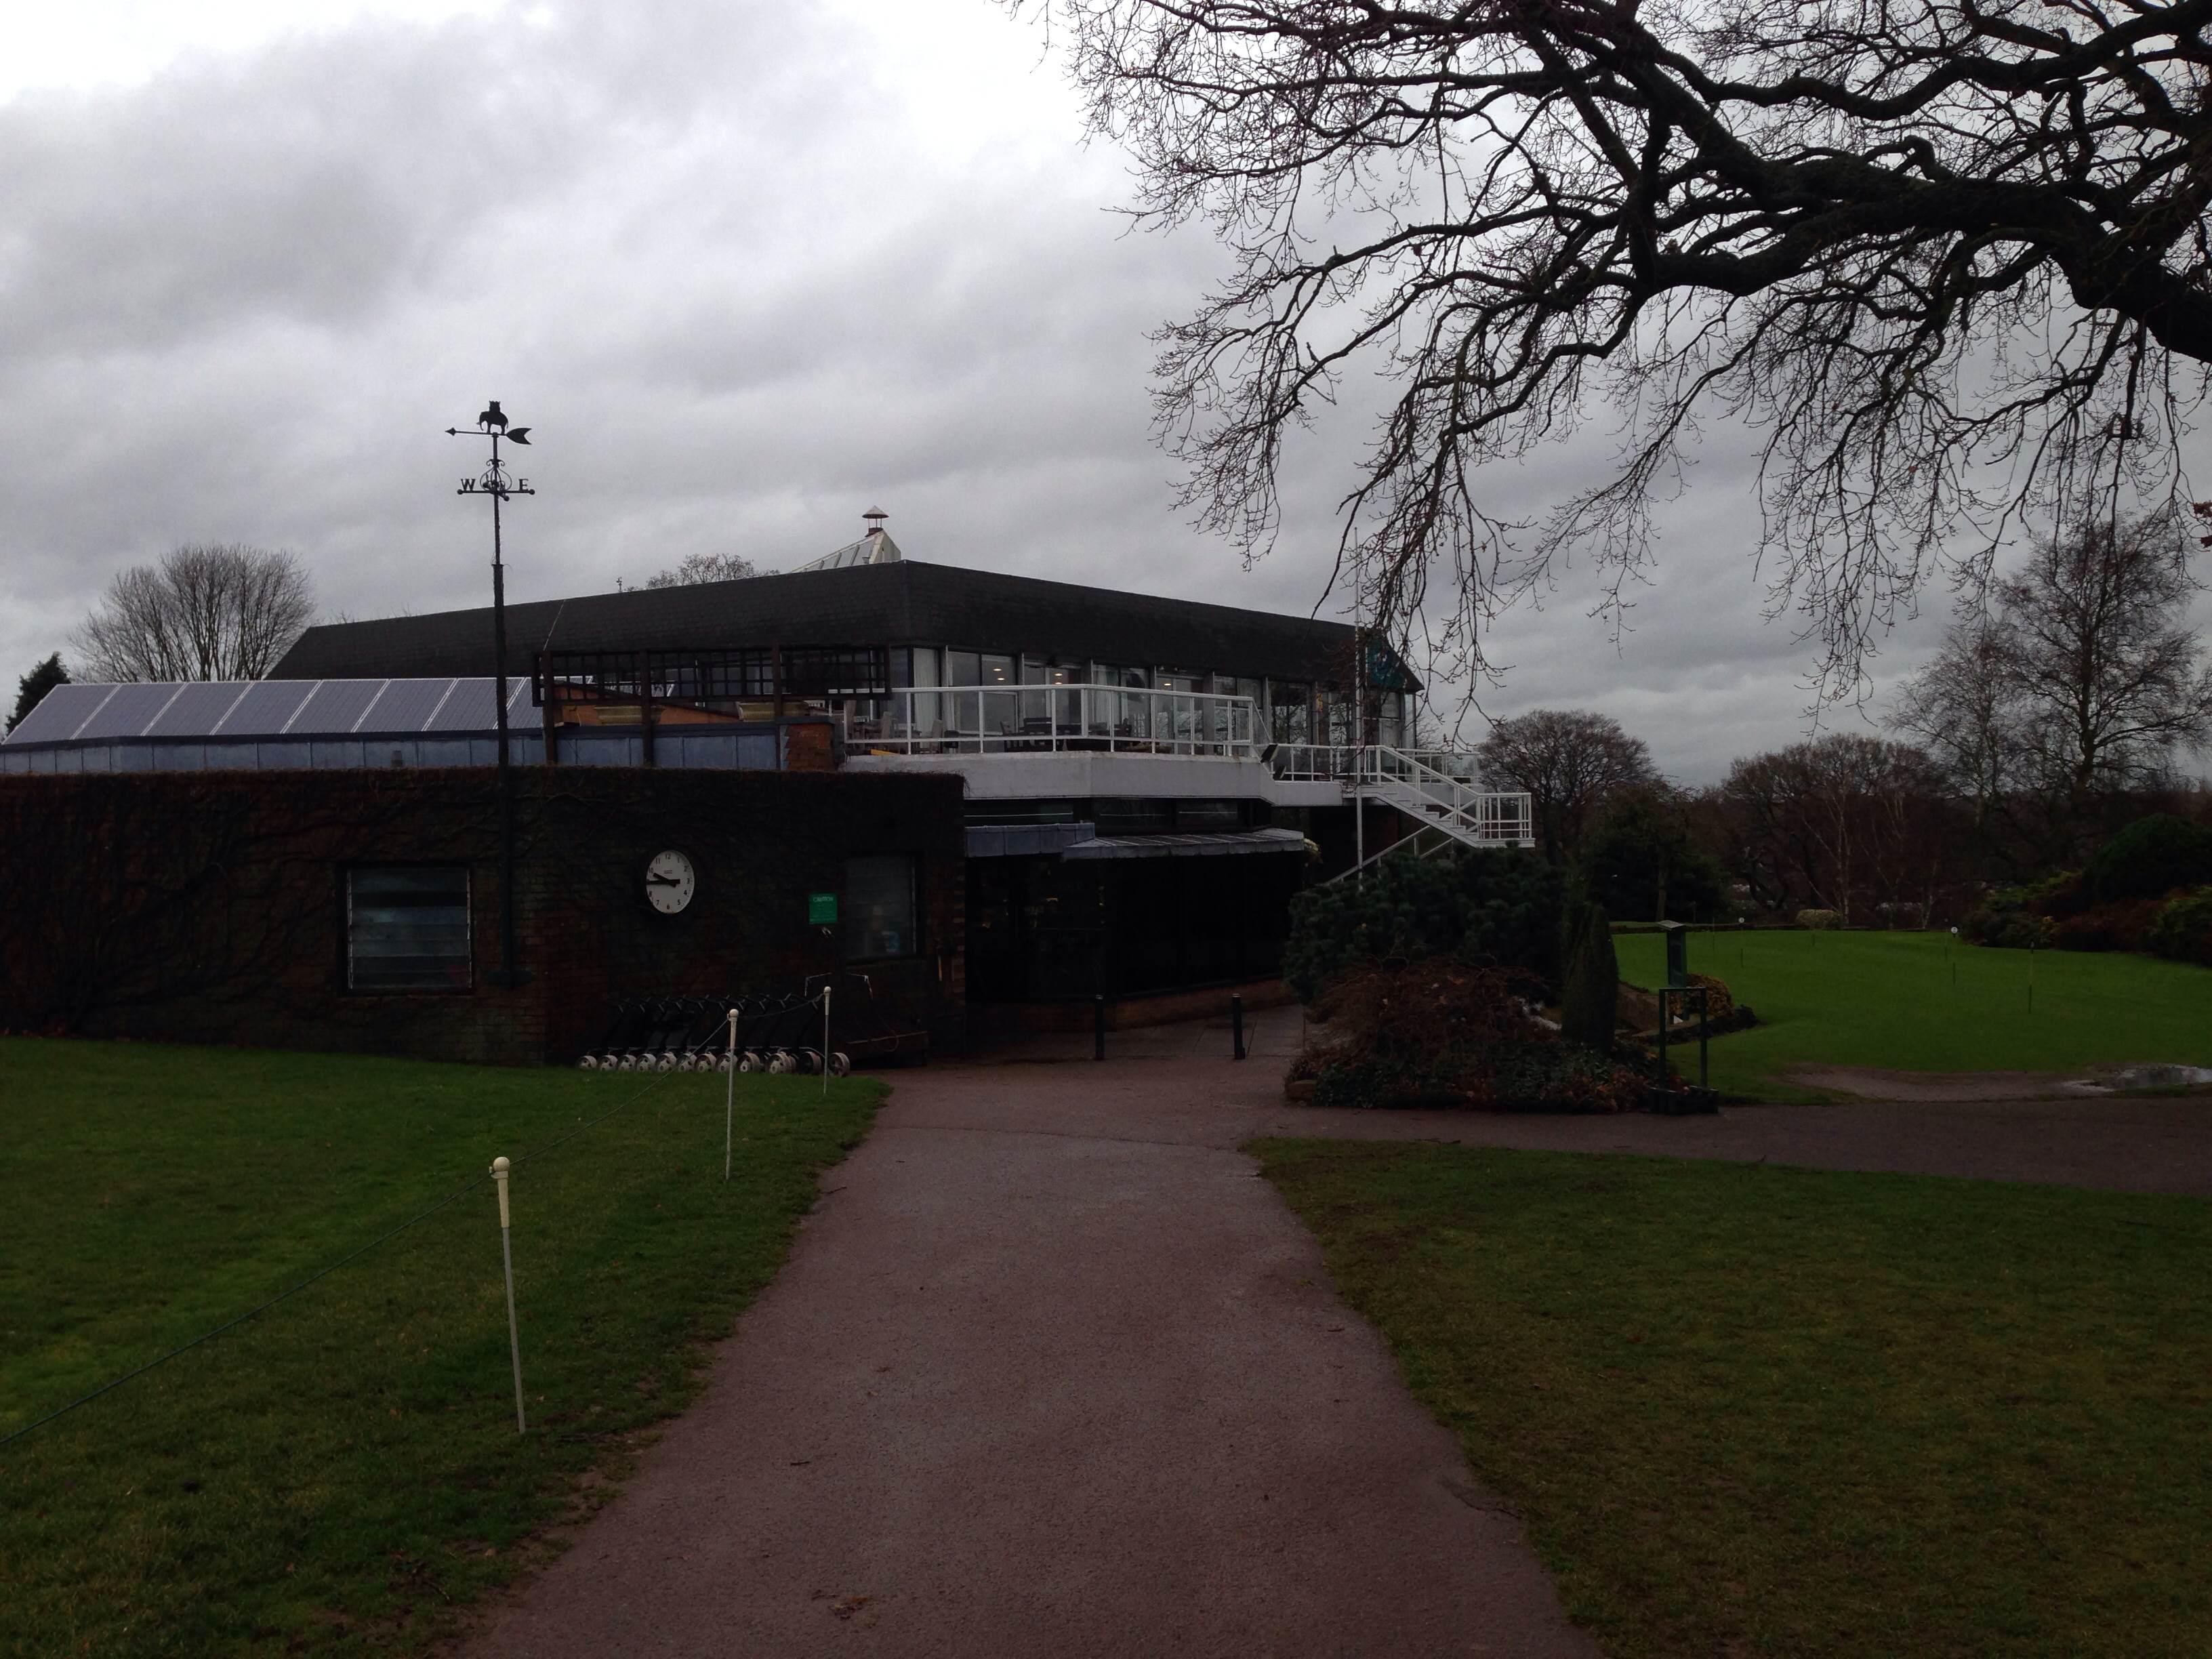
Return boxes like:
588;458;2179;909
1559;903;1618;1054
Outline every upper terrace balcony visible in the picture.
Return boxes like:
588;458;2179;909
842;684;1534;848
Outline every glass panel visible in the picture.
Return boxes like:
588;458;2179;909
845;855;917;960
943;652;979;736
1378;691;1406;747
1176;799;1243;830
348;866;470;991
1019;657;1048;727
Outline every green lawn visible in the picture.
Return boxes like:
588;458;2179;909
0;1038;879;1658
1614;928;2212;1099
1256;1139;2212;1659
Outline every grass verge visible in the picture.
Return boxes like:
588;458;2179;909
1254;1138;2212;1659
1612;928;2212;1099
0;1037;880;1657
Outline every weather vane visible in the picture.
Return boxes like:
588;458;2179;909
447;398;538;988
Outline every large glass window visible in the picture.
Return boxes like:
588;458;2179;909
845;855;918;960
979;654;1019;739
347;866;471;991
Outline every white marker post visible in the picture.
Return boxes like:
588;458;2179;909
491;1155;525;1433
821;986;832;1097
724;1007;739;1183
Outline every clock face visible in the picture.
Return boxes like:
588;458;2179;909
644;849;696;915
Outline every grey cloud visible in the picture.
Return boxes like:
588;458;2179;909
4;0;2205;792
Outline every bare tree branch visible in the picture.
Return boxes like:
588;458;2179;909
1023;0;2212;698
71;545;315;682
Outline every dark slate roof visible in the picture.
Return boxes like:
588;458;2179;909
273;560;1392;688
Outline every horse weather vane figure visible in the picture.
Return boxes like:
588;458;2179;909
447;398;536;988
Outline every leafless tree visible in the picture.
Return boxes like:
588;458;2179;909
72;544;314;682
1893;510;2212;851
1027;0;2212;699
1720;733;1955;920
1999;510;2212;805
1891;617;2030;844
1476;708;1658;864
642;552;758;589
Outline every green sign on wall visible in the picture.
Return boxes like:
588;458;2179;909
808;891;839;926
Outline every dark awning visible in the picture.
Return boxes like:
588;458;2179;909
964;823;1099;859
1061;827;1309;861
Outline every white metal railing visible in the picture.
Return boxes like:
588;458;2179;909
1355;747;1532;846
843;684;1262;758
1274;743;1534;860
1269;744;1486;785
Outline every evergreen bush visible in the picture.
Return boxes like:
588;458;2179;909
1301;962;1643;1111
1963;870;2078;948
1283;846;1563;1002
1576;794;1727;922
2085;815;2212;902
1559;903;1618;1054
2148;886;2212;966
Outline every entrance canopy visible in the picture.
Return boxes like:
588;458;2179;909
1061;827;1308;860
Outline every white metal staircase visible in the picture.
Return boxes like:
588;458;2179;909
1268;744;1534;879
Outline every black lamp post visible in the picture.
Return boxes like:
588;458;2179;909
448;401;535;988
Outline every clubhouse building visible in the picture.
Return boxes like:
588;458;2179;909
1;518;1530;1061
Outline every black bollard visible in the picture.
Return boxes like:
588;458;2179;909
1231;993;1246;1061
1094;994;1106;1061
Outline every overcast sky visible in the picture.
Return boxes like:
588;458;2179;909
4;0;2208;781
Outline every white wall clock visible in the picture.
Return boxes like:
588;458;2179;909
644;848;696;915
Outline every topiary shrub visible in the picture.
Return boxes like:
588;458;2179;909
1795;908;1842;930
2148;886;2212;966
2086;815;2212;903
1284;846;1564;1002
1559;902;1618;1053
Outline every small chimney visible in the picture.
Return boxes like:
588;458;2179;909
862;506;888;537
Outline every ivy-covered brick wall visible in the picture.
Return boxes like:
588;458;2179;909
0;766;964;1065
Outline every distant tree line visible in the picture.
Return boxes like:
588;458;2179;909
1476;513;2212;928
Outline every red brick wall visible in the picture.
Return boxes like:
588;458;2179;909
0;766;964;1065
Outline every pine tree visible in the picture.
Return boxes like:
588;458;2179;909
7;653;66;734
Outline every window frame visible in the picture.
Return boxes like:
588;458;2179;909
842;853;922;963
342;862;475;995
